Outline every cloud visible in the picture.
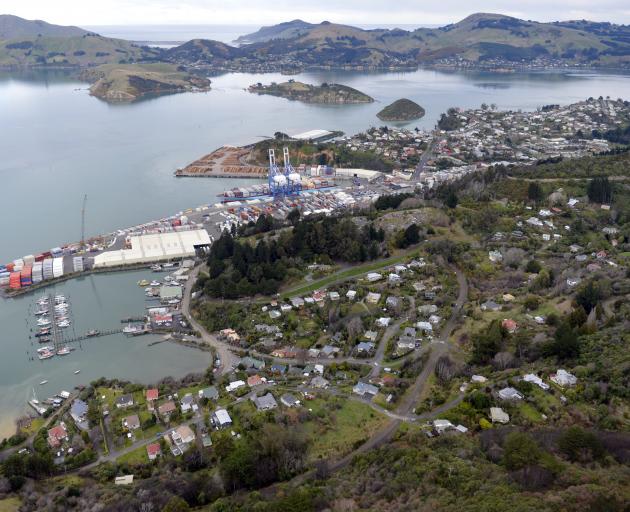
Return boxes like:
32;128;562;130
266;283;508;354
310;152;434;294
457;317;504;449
9;0;630;26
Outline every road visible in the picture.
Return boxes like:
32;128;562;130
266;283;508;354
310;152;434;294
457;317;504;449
181;264;239;374
412;135;439;180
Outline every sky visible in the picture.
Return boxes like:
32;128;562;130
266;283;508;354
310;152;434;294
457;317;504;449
5;0;630;26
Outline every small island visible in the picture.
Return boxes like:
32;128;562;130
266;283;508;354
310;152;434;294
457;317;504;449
377;98;426;122
80;64;211;103
248;81;374;104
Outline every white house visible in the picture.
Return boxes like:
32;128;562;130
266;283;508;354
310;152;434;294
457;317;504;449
498;387;523;401
523;373;549;390
490;407;510;424
366;272;383;282
225;380;246;393
550;369;577;387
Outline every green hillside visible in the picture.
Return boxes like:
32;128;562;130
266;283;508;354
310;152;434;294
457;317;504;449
248;81;374;104
0;14;88;39
377;98;426;121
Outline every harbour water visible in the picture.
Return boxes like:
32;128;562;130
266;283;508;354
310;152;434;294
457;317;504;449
1;64;629;437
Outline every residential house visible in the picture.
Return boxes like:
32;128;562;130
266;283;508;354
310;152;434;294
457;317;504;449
270;363;287;374
550;369;577;387
364;330;378;342
321;345;340;358
346;290;357;301
471;375;487;383
366;272;383;282
523;373;549;390
353;381;379;398
269;310;281;319
115;394;134;409
498;387;523;401
122;414;140;431
396;337;415;352
280;393;300;408
376;317;391;328
329;291;340;301
271;347;297;359
488;250;503;263
428;314;442;325
47;423;68;448
158;401;176;419
212;409;232;429
225;380;246;393
146;388;159;402
433;419;453;434
416;321;433;334
290;297;305;308
147;443;161;461
310;376;329;389
490;407;510;424
388;273;402;284
481;300;501;312
253;393;278;411
502;319;518;334
172;424;195;446
180;393;195;413
366;292;381;304
356;341;375;354
386;296;400;310
199;386;219;401
247;375;264;387
240;356;265;371
70;399;89;431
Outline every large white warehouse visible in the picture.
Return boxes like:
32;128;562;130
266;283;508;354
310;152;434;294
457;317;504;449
93;229;211;268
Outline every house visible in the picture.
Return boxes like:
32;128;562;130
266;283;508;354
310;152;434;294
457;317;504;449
70;399;89;430
270;363;287;374
47;423;68;448
225;380;246;393
501;319;518;334
280;393;300;408
353;381;379;398
180;393;195;412
364;330;378;342
523;373;549;390
376;317;391;328
271;347;297;359
280;303;293;313
502;293;515;302
386;296;400;310
314;363;324;375
115;394;134;409
566;277;581;287
408;258;426;268
346;290;357;300
290;297;305;308
366;292;381;304
240;356;266;370
394;264;408;273
388;273;402;284
312;290;326;303
114;475;134;486
418;304;438;316
308;348;321;358
490;407;510;424
247;375;264;387
212;409;232;429
481;300;501;312
471;375;487;383
498;387;523;401
416;321;433;334
199;386;219;401
147;443;161;461
488;250;503;263
269;310;281;319
310;376;329;389
321;345;340;358
433;419;453;434
397;337;415;351
329;291;340;301
172;425;195;445
158;401;176;418
403;327;417;339
428;314;442;325
413;282;426;293
122;414;140;431
356;341;375;354
366;272;383;282
253;393;278;411
146;388;159;402
550;369;577;387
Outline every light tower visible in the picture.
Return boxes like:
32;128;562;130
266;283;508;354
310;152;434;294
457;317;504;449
283;147;302;196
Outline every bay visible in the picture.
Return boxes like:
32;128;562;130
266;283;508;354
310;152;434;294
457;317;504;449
0;65;629;437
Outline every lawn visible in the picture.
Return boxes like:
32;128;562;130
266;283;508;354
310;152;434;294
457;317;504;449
304;398;388;461
117;444;149;465
20;417;45;436
0;498;20;512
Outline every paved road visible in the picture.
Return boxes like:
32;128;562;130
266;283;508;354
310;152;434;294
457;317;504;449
181;265;239;374
412;135;439;180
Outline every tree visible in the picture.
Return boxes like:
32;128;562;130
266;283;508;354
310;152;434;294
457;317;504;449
527;182;544;203
445;188;458;209
545;320;580;360
287;208;300;225
471;320;505;364
558;426;605;462
525;260;542;273
587;176;612;204
575;280;605;313
503;432;541;470
162;496;190;512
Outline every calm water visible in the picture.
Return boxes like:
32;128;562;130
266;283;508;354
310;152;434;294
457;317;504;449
1;66;629;437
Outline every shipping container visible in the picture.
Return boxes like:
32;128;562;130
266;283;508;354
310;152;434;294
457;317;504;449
35;253;46;262
73;256;84;272
9;272;21;289
23;255;35;265
52;258;64;278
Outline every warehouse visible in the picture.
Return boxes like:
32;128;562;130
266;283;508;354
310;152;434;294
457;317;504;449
92;229;211;268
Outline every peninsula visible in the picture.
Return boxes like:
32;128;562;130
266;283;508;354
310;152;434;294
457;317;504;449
248;81;374;104
80;63;211;103
377;98;426;122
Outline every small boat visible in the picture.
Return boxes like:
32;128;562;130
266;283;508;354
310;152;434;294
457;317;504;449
149;280;161;286
38;351;54;360
167;299;181;305
38;336;52;343
57;346;71;356
39;380;48;385
58;322;71;328
137;279;150;286
35;330;50;337
85;329;99;337
150;264;162;272
34;309;49;316
74;370;81;374
37;346;54;353
37;319;51;326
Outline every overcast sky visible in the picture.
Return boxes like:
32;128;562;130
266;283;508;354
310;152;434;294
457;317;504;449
6;0;630;26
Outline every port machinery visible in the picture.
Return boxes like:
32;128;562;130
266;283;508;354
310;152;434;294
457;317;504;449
268;147;302;197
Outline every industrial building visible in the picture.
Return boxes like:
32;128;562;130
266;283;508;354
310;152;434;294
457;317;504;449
92;229;211;268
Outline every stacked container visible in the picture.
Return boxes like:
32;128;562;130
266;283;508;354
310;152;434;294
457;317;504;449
9;272;21;289
20;266;32;287
52;258;64;279
13;259;24;272
73;256;84;272
0;268;9;287
32;262;43;283
50;247;63;258
43;258;54;280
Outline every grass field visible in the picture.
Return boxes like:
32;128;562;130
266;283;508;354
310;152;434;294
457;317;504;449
0;498;20;512
117;444;149;465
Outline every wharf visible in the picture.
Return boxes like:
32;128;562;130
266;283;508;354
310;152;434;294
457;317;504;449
174;145;267;178
58;329;124;344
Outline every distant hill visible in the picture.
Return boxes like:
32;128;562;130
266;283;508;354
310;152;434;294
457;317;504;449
167;13;630;69
248;81;373;104
0;14;88;39
377;98;425;121
234;19;315;45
